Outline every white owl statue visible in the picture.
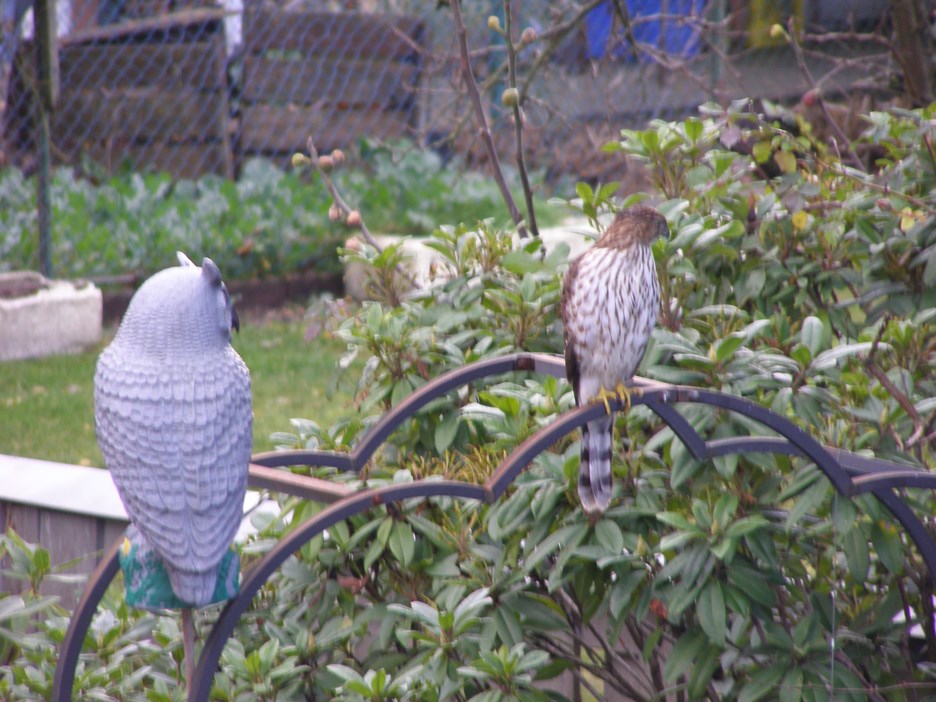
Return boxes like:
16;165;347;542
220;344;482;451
94;253;252;609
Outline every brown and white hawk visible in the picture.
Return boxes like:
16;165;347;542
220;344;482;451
560;205;666;513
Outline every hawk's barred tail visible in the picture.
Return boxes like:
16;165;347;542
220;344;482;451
579;415;613;514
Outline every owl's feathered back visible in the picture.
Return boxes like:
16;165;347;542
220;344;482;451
94;254;252;607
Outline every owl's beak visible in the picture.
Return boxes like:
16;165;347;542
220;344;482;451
232;307;240;333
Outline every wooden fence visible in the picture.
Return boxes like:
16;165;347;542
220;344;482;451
0;456;127;609
5;8;425;179
238;10;425;165
7;9;233;179
0;455;273;610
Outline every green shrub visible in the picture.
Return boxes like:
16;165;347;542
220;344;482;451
0;158;341;281
264;102;936;700
4;103;936;700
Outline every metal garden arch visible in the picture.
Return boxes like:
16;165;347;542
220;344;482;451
52;352;936;702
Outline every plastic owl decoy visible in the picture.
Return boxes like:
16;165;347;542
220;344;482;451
94;253;252;609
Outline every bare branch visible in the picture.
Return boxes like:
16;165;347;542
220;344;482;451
449;0;529;237
518;0;606;99
503;0;539;238
864;317;926;451
785;17;866;171
303;137;422;292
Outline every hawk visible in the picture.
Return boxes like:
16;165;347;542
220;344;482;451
560;206;665;513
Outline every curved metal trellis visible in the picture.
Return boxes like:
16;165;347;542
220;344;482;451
52;352;936;702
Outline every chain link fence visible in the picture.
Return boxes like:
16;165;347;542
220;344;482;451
0;0;898;184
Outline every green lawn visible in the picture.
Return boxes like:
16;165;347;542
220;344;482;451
0;319;359;466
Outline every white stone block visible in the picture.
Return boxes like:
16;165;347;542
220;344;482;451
0;273;103;361
343;219;594;302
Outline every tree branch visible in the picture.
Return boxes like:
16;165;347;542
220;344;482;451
302;137;422;292
449;0;528;237
864;317;925;452
785;17;866;172
503;0;539;237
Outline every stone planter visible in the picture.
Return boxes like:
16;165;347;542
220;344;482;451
0;272;103;361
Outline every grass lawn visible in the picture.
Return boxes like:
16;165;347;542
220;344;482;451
0;317;360;466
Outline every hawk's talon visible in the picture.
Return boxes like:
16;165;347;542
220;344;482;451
615;383;631;413
594;386;617;414
622;384;645;412
594;384;643;414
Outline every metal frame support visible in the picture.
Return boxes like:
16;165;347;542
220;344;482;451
52;352;936;701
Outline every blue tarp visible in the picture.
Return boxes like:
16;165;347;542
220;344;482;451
586;0;706;61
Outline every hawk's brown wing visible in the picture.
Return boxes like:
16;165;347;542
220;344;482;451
560;254;583;404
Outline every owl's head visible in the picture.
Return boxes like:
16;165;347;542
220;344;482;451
176;252;240;340
114;253;240;355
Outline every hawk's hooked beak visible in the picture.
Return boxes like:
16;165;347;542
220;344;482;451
232;307;240;334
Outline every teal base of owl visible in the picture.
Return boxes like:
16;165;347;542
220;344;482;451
118;525;240;611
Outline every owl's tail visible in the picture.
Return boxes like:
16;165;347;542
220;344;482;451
169;569;220;609
579;415;613;514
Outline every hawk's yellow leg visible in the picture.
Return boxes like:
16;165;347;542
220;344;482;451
594;383;643;414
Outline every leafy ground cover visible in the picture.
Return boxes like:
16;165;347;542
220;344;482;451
0;312;355;465
0;143;564;283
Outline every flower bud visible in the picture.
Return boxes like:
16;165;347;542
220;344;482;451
520;27;537;45
501;87;520;108
346;210;362;228
291;152;310;168
487;15;501;31
330;149;345;166
318;155;335;171
328;202;342;222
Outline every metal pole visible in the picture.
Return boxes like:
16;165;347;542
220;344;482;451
33;0;57;278
37;107;51;277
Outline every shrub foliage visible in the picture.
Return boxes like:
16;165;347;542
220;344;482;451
3;102;936;701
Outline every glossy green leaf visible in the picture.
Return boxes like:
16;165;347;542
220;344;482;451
663;630;706;683
697;581;726;647
729;566;777;607
738;666;785;702
688;644;721;698
870;520;904;574
388;521;415;567
843;526;870;580
800;315;824;355
779;667;803;702
594;519;625;554
434;409;460;454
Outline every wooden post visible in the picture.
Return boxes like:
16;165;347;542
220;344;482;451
34;0;58;278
